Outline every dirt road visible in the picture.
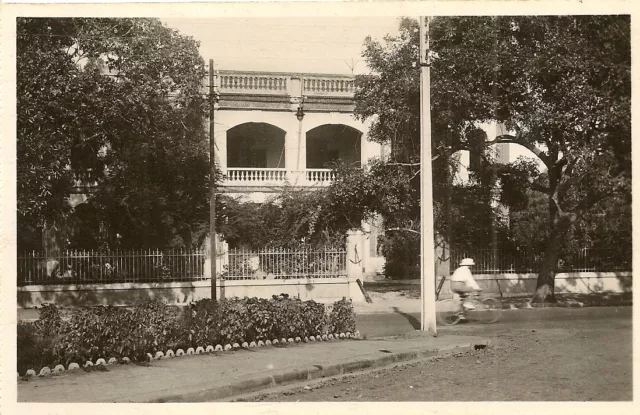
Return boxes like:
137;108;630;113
235;307;632;401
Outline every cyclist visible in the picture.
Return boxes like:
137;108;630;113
450;258;481;310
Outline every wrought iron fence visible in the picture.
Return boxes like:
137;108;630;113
224;247;347;280
450;247;632;274
18;246;347;286
17;249;208;286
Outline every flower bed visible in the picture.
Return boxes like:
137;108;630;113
17;295;357;376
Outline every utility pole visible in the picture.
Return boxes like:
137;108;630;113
209;59;217;303
419;16;437;334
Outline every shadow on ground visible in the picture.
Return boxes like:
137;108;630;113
391;306;421;330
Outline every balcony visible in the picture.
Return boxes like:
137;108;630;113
218;70;355;99
225;168;335;188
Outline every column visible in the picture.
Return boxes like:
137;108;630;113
285;106;305;185
213;107;228;177
217;129;228;173
346;230;367;302
298;123;307;181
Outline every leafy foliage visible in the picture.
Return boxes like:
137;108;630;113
351;17;630;299
218;164;375;249
328;298;357;334
17;18;212;250
17;297;356;373
429;16;630;301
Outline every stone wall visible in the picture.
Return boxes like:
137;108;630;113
17;278;360;309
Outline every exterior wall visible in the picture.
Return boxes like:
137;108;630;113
214;71;381;193
453;121;547;184
437;271;632;299
362;218;385;278
214;71;386;282
216;111;377;177
17;279;353;308
18;229;369;308
18;271;630;308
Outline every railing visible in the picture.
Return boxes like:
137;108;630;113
226;168;287;184
218;72;289;95
450;248;632;274
17;249;208;286
303;76;355;97
224;168;335;186
216;71;355;98
306;169;335;183
70;168;99;193
224;247;347;280
18;246;347;286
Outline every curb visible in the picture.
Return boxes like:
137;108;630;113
356;299;632;314
18;332;360;379
529;300;633;309
149;341;488;402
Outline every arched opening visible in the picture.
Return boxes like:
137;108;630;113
306;124;362;168
227;123;286;168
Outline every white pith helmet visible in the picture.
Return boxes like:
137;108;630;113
460;258;475;266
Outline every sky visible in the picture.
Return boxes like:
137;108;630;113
162;17;401;75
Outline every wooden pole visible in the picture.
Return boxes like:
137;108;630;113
420;17;437;334
209;59;217;303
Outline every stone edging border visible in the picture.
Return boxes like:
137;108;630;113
18;330;361;379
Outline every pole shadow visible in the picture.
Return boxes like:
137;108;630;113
391;306;421;330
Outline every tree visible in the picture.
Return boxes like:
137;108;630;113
353;16;630;302
17;18;210;250
508;187;632;271
432;16;630;302
352;18;521;277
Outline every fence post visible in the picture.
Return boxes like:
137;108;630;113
203;235;226;300
346;230;367;302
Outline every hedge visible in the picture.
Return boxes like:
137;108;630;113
17;295;356;374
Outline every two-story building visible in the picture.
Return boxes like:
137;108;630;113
66;68;536;281
210;70;388;278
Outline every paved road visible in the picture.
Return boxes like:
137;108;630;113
355;306;631;338
238;307;632;401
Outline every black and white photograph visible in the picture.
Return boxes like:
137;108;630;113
1;0;634;407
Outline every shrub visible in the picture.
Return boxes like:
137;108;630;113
301;299;328;335
328;297;356;334
178;298;221;348
268;294;307;339
17;322;55;374
244;297;275;341
17;295;356;373
380;233;420;279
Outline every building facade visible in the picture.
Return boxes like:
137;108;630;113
212;70;387;278
213;70;384;201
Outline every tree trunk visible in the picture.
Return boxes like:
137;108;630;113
531;217;572;304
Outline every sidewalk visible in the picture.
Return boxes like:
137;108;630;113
353;291;632;315
18;333;487;402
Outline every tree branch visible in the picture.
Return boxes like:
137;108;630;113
487;133;551;169
387;162;420;167
386;227;420;236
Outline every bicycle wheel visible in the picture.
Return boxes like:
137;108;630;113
471;298;502;324
436;299;462;326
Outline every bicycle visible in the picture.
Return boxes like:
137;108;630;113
436;286;503;325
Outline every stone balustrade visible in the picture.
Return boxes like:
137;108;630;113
224;168;335;187
217;70;355;98
303;76;355;97
305;168;336;183
219;72;289;95
70;169;99;193
226;168;288;183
